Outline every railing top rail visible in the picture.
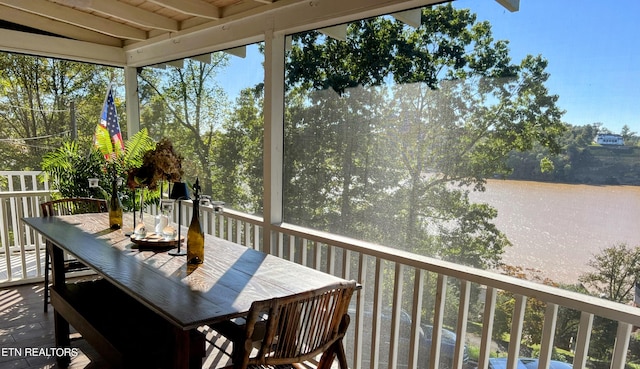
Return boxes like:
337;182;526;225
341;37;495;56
0;190;53;198
0;171;45;175
218;207;262;225
274;222;640;326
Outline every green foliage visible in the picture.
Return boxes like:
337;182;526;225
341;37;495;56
508;124;640;184
41;129;156;209
137;56;230;196
216;87;264;211
579;243;640;303
0;52;121;171
41;141;105;199
492;266;582;348
590;316;618;361
283;4;565;268
629;332;640;364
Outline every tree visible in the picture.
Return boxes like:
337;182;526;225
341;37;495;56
577;242;640;361
620;124;638;146
284;4;565;268
579;243;640;303
137;56;230;195
217;87;265;212
0;53;119;170
507;124;598;182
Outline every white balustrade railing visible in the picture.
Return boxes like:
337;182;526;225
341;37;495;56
188;207;640;369
0;171;53;284
3;171;639;368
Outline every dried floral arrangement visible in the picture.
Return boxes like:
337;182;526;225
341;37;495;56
127;138;183;190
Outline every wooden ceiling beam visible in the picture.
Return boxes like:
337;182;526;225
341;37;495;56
0;0;148;40
0;5;122;46
0;28;126;66
147;0;221;20
82;0;180;32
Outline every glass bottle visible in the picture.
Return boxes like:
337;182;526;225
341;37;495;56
109;179;123;229
187;178;204;264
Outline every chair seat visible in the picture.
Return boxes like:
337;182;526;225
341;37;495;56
211;317;267;343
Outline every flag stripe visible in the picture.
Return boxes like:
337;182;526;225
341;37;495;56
97;86;124;151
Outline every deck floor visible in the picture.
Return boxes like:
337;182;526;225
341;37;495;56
0;281;236;369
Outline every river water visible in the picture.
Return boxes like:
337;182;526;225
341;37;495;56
467;180;640;284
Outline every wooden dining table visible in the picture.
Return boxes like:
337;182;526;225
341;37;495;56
23;213;352;369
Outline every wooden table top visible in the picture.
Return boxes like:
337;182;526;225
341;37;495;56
23;213;348;330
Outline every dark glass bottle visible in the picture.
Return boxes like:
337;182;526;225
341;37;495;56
187;178;204;264
109;179;123;229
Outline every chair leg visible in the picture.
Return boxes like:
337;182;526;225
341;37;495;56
335;342;349;369
315;342;348;369
230;339;243;367
317;343;338;369
43;247;50;313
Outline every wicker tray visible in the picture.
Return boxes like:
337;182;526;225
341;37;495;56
130;233;183;249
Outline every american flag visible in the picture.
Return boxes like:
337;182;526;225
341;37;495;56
97;86;124;151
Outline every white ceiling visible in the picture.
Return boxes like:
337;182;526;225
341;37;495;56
0;0;436;66
0;0;518;67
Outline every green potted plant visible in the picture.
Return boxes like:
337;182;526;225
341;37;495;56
42;128;156;210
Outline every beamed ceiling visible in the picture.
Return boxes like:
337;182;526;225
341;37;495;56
0;0;518;67
0;0;273;47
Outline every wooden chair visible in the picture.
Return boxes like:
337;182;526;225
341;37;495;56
41;197;108;312
211;280;357;369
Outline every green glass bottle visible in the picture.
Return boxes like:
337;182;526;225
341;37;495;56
187;178;204;264
109;179;123;229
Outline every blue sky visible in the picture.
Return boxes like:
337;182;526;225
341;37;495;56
220;0;640;134
456;0;640;133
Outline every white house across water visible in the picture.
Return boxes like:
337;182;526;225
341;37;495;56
594;133;625;146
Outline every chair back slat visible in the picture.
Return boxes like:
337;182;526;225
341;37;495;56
240;280;356;368
41;198;108;217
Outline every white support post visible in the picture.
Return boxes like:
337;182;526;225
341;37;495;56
124;66;140;137
262;27;285;255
